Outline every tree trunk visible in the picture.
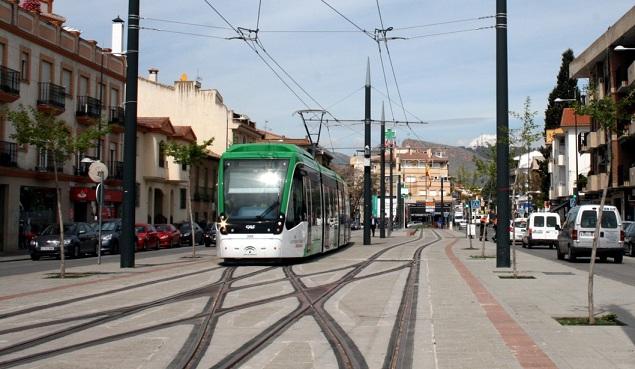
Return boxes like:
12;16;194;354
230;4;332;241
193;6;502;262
188;174;196;258
52;155;65;278
511;172;518;278
588;129;611;325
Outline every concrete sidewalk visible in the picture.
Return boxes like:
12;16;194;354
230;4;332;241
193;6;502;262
0;228;632;368
433;228;635;369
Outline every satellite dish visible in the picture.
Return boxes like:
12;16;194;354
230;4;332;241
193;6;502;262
88;161;108;183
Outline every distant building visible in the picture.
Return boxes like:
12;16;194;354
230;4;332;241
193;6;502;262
569;5;635;221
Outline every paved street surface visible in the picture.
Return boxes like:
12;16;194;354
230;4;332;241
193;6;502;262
0;229;633;368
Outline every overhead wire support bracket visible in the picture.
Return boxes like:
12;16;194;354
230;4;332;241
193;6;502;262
374;27;406;42
227;26;259;41
294;109;327;157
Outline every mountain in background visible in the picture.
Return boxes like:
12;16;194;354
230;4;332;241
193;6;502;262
331;151;351;166
467;134;496;149
401;138;486;178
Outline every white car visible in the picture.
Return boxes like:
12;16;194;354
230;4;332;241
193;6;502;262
509;218;527;244
523;212;560;249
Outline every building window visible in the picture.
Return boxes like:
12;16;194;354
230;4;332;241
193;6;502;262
180;188;186;209
40;60;53;83
158;141;165;168
110;87;120;106
78;75;89;96
20;50;30;82
61;68;72;97
181;162;187;171
406;176;416;183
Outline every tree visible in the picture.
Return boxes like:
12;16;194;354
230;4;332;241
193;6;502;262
545;49;579;131
574;88;634;324
7;105;109;278
164;138;214;258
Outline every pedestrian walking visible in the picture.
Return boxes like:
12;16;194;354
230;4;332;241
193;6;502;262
370;217;377;237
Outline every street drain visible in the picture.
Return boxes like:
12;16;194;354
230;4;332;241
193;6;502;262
543;272;575;275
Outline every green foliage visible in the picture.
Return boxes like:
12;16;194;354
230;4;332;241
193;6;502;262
7;105;109;163
544;49;579;130
574;89;635;131
473;144;497;198
163;138;215;167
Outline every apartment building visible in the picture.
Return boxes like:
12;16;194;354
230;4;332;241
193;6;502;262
547;108;591;203
0;0;125;252
397;147;450;219
569;6;635;221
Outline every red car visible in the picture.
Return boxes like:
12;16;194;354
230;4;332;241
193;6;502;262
155;224;181;248
135;223;159;251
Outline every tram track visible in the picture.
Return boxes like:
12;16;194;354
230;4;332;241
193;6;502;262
0;229;444;369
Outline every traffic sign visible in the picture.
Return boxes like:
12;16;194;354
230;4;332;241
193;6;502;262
88;161;108;183
386;129;396;140
470;200;480;209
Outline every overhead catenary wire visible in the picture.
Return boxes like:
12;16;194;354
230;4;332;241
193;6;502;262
319;0;375;40
407;25;495;40
140;16;232;30
139;26;231;39
394;15;495;31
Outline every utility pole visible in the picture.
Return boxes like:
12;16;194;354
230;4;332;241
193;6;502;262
363;58;372;245
496;0;511;267
388;132;394;237
440;177;444;228
380;103;386;238
120;0;140;268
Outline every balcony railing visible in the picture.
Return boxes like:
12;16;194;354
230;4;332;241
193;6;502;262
108;106;125;124
73;161;90;176
76;96;102;118
37;82;65;110
0;141;18;167
108;160;124;180
0;65;20;96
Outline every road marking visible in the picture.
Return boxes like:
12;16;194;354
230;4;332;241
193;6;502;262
444;238;557;369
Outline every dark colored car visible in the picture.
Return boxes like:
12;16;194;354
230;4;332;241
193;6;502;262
29;222;98;260
178;222;203;246
624;222;635;257
135;223;160;251
203;224;217;247
99;219;122;254
155;224;180;248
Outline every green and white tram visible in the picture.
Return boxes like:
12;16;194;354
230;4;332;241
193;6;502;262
217;143;351;259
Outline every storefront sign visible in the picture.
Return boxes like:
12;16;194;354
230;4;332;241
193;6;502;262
70;187;123;203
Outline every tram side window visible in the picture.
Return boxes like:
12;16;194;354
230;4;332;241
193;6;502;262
311;177;322;226
286;174;305;229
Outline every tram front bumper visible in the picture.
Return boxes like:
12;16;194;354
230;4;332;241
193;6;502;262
218;235;285;258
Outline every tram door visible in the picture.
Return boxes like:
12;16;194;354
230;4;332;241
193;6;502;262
307;173;322;254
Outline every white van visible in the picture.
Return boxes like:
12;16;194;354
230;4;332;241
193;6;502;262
557;205;624;263
522;212;560;248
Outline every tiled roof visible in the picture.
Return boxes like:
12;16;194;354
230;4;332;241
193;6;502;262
137;117;175;136
560;108;591;127
172;126;197;143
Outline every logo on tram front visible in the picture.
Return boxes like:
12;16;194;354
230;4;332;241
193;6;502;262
245;224;256;230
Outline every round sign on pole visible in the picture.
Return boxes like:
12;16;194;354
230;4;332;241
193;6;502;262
88;161;108;183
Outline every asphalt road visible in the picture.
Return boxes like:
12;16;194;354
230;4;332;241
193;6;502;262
0;245;214;278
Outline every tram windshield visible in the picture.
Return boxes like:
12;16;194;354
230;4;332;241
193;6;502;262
223;159;288;221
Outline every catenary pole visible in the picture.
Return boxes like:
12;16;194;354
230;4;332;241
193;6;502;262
496;0;511;267
380;103;386;238
121;0;139;268
363;58;372;245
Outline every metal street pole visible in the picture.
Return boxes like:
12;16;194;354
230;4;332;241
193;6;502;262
440;177;444;228
380;103;386;238
97;171;104;265
573;97;579;199
363;58;372;245
496;0;511;267
389;143;394;237
120;0;140;268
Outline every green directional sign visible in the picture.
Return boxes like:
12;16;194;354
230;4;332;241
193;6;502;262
386;129;396;140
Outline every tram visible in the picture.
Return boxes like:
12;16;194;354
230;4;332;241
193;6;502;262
217;143;351;259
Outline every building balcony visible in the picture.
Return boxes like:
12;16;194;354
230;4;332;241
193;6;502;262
37;82;65;115
597;128;607;146
588;131;599;149
579;132;590;153
0;66;20;103
76;96;102;125
625;60;635;88
557;154;565;166
0;141;18;167
587;173;609;192
108;106;125;133
556;184;567;198
108;160;124;180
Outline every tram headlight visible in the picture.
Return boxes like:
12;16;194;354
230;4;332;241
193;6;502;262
273;213;285;234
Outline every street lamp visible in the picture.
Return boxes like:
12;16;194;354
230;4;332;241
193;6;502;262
614;45;635;51
554;96;580;201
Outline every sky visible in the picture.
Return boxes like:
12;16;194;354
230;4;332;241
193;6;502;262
54;0;635;154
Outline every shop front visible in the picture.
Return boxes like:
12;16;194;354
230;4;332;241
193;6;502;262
70;186;123;221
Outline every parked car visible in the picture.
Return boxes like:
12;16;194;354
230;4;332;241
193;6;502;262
155;224;180;248
523;212;560;249
135;223;160;251
178;222;203;246
203;223;217;247
509;218;527;244
99;219;122;254
557;204;624;263
623;222;635;257
29;222;98;260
